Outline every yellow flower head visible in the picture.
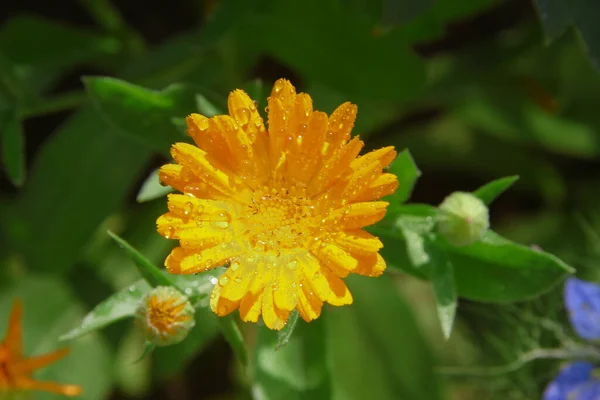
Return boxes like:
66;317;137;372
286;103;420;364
157;79;398;330
136;286;195;346
0;299;82;396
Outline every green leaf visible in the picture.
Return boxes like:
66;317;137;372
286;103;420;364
446;230;572;302
253;318;330;399
426;238;457;339
473;175;519;205
136;168;174;203
383;205;574;301
1;108;25;186
255;0;425;101
0;276;113;400
388;149;422;207
534;0;600;69
276;310;300;350
0;15;120;69
218;315;248;366
107;230;174;288
16;109;150;273
60;279;150;340
84;77;197;153
327;275;443;400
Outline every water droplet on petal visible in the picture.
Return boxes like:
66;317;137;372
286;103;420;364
219;276;229;286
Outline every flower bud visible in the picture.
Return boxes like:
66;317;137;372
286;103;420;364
436;192;489;247
135;286;195;346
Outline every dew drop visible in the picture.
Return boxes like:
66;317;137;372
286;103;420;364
230;262;240;271
234;277;243;283
197;116;209;131
287;260;298;270
129;285;137;293
234;107;251;125
184;288;193;296
219;276;229;286
209;277;218;285
213;221;229;229
274;80;284;93
210;292;217;299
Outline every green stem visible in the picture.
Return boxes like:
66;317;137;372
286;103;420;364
218;315;248;367
437;346;600;377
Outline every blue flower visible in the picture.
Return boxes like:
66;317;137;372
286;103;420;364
543;278;600;400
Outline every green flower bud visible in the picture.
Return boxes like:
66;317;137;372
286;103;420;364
136;286;195;346
436;192;489;247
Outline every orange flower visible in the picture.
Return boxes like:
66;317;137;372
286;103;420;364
157;79;398;330
0;299;82;396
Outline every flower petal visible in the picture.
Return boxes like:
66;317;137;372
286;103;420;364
262;284;289;330
354;173;399;202
564;278;600;340
239;291;264;323
543;362;594;400
296;282;323;322
325;102;357;156
171;143;236;196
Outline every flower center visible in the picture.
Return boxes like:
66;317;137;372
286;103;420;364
243;186;316;252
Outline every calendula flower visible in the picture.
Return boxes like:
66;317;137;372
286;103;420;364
0;299;82;396
157;79;398;330
136;286;195;346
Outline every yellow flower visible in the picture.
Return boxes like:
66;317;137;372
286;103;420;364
157;79;398;330
0;299;82;396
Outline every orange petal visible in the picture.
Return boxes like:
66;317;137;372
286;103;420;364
312;243;358;275
166;194;231;221
261;285;289;330
177;242;243;274
13;348;69;374
333;230;383;256
210;283;240;316
309;136;364;197
350;146;396;171
321;269;353;306
273;260;299;311
296;282;323;322
239;291;264;323
330;202;389;229
4;299;23;358
227;89;270;173
219;261;251;302
267;79;297;175
325;102;357;156
353;253;386;277
170;143;235;196
12;377;82;396
354;173;399;202
187;114;233;164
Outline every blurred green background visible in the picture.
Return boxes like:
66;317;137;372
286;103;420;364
1;0;599;399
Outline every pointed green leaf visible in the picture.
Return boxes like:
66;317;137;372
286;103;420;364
388;150;421;207
276;310;300;350
218;315;248;366
473;175;519;205
107;230;174;288
61;279;150;340
84;77;196;153
1;109;25;186
136;168;174;203
426;238;457;339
